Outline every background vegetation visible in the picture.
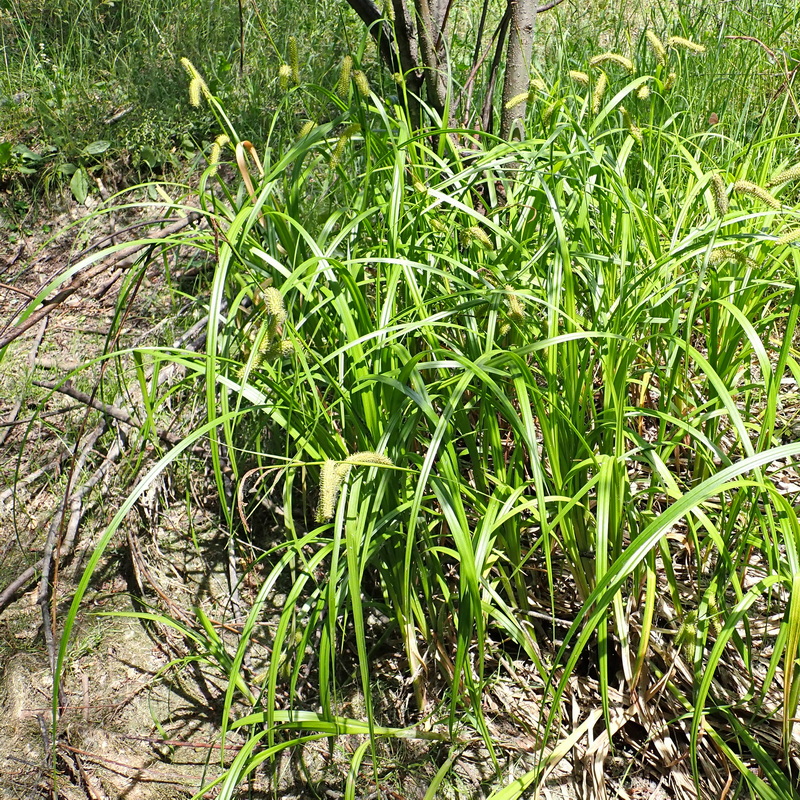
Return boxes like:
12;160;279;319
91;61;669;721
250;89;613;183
3;1;800;798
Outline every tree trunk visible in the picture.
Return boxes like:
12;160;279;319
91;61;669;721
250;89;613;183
500;0;537;140
413;0;448;122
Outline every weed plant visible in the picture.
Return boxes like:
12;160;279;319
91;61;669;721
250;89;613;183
6;3;800;798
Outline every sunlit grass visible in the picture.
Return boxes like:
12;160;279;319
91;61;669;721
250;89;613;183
5;6;800;798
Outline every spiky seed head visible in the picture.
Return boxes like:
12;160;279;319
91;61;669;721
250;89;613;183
620;107;643;144
589;52;635;73
316;460;342;522
776;228;800;246
180;58;209;104
766;165;800;187
733;179;781;209
569;70;590;86
297;120;315;139
412;177;428;194
344;451;393;467
667;36;706;54
465;225;493;249
392;72;404;85
288;36;299;84
279;63;292;91
336;55;353;98
645;30;667;65
279;339;295;357
542;101;557;125
209;134;230;175
505;91;530;111
636;83;651;100
262;287;286;325
329;123;360;170
506;286;526;321
188;78;202;107
382;0;394;21
530;77;546;92
663;72;677;91
592;71;608;114
709;173;728;217
353;70;370;98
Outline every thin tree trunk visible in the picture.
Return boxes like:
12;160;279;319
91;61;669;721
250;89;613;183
500;0;537;140
413;0;448;121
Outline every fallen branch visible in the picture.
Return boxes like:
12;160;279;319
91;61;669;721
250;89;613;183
0;213;203;351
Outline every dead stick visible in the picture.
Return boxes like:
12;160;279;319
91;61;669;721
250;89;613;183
0;213;201;350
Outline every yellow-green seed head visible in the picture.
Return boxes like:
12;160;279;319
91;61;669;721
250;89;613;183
663;71;677;91
709;173;728;217
263;287;287;325
279;63;292;92
569;70;590;86
330;123;360;170
530;77;546;92
589;52;635;73
506;286;526;321
733;179;781;209
337;55;353;98
209;134;230;175
620;107;643;144
316;460;343;522
412;176;428;194
505;91;530;111
776;228;800;247
180;58;209;105
667;36;706;54
297;120;316;139
676;610;698;662
288;36;299;84
592;71;608;114
188;77;202;107
382;0;395;21
344;451;393;468
353;70;370;98
279;339;295;357
645;30;667;65
465;225;493;249
636;83;651;100
542;101;557;125
766;165;800;187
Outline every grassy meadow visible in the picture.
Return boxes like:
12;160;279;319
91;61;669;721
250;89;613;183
3;0;800;797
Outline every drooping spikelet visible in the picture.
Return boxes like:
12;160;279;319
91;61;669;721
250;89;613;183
709;173;729;217
316;460;342;522
569;70;590;86
279;64;292;92
775;228;800;247
662;72;677;91
316;452;393;521
329;123;361;170
733;179;781;209
353;70;370;98
620;107;643;144
636;83;651;100
506;286;526;321
589;52;635;73
592;71;608;114
297;119;316;139
262;287;287;325
209;134;230;175
382;0;395;21
667;36;706;54
766;165;800;187
542;101;558;125
645;30;667;66
336;55;353;98
288;36;299;84
707;248;755;268
180;58;210;106
505;92;530;111
344;452;393;468
463;225;493;249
